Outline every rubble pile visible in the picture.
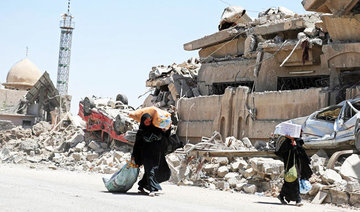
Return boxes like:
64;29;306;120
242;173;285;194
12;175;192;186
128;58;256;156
166;134;360;208
143;58;200;108
166;134;284;196
0;121;133;174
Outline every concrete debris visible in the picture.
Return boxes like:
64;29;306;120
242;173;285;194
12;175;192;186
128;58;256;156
0;120;134;175
321;169;343;184
340;154;360;181
144;58;200;109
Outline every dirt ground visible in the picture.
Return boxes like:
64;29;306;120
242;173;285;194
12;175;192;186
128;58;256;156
0;163;356;212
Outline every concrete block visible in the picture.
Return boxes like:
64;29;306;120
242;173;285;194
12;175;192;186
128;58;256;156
216;181;230;191
88;140;102;152
224;172;239;181
340;154;360;180
217;166;229;178
243;184;256;194
322;169;343;184
72;153;82;161
215;157;229;166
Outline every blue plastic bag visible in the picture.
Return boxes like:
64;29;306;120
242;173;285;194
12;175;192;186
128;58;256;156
102;161;139;192
299;179;312;194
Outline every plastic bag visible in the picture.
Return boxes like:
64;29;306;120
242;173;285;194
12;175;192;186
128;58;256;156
299;179;312;194
102;161;139;192
128;106;172;130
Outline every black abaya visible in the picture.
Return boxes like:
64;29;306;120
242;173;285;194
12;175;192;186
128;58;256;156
275;137;312;202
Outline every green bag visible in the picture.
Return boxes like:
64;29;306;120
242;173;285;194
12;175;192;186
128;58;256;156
284;151;297;183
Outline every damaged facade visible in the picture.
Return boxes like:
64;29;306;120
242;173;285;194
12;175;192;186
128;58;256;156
174;2;360;144
0;58;62;130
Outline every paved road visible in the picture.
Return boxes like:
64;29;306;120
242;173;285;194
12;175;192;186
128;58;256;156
0;164;356;212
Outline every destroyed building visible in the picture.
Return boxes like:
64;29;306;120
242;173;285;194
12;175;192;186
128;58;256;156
0;58;42;128
143;58;200;109
0;58;61;129
172;2;360;144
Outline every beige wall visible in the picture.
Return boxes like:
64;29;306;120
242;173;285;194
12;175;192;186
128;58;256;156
177;95;222;142
253;88;328;120
0;113;35;128
177;87;329;143
0;88;26;111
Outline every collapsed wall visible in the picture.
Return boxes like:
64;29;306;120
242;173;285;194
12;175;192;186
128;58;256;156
177;87;328;142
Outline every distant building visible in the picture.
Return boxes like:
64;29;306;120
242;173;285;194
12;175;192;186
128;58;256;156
0;58;42;128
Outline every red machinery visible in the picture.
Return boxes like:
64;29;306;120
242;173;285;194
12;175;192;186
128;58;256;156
78;96;135;145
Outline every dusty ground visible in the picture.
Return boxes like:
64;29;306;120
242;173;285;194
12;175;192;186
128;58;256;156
0;163;356;212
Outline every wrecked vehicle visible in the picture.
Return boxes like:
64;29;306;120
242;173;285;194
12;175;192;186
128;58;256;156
274;98;360;151
78;95;137;145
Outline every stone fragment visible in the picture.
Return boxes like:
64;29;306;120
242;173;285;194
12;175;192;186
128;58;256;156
249;158;283;175
345;181;360;193
203;164;219;175
75;142;86;152
241;168;255;179
167;154;181;167
227;177;239;188
88;141;103;152
216;181;230;191
72;153;82;161
0;148;11;161
235;183;246;191
304;27;317;37
209;183;216;190
340;154;360;181
20;139;39;153
242;137;253;148
215;157;229;166
113;151;124;161
349;192;360;207
329;189;349;205
311;154;326;174
67;133;85;148
308;183;323;196
217;166;229;178
32;121;52;136
243;184;256;194
321;169;342;184
230;161;241;171
224;172;239;181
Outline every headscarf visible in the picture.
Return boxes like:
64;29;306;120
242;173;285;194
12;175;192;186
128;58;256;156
139;113;152;131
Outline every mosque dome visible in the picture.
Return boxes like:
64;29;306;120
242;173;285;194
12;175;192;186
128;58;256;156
3;58;42;90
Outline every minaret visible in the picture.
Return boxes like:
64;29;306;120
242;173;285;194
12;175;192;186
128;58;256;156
56;0;75;95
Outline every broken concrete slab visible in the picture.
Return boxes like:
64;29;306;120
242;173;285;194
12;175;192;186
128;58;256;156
322;169;343;184
184;27;246;51
321;14;360;42
302;0;360;16
340;154;360;180
253;18;305;35
312;190;328;204
243;184;256;194
217;166;229;178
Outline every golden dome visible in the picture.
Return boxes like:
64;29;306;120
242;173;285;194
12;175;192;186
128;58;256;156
3;58;42;90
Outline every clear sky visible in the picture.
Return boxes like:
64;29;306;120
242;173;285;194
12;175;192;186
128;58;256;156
0;0;306;114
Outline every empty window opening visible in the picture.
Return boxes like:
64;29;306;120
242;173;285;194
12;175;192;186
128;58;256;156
212;81;254;95
277;75;329;91
337;70;360;103
22;120;32;127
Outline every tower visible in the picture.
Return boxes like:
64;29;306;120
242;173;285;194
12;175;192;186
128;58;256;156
56;0;75;95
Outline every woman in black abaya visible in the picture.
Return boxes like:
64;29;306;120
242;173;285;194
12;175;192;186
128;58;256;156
131;113;171;196
275;135;312;206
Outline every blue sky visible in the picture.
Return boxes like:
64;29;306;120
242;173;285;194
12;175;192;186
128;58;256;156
0;0;306;114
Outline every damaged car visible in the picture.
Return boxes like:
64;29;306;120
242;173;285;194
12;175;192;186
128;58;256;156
274;98;360;151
